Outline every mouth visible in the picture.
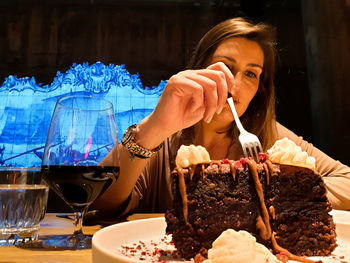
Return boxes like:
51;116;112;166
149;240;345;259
227;93;238;104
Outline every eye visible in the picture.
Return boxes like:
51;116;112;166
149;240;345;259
245;71;257;79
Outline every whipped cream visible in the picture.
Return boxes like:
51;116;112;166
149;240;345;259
175;144;210;168
267;137;316;170
203;229;279;263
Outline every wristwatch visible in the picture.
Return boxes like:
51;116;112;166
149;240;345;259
121;124;162;160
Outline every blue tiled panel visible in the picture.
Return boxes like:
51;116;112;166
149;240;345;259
0;62;166;167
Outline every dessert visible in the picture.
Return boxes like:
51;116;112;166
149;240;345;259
203;229;279;263
165;140;337;261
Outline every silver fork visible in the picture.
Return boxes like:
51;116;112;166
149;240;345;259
227;97;263;161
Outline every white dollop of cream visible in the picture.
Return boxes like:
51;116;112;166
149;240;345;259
267;137;316;170
203;229;279;263
175;144;210;168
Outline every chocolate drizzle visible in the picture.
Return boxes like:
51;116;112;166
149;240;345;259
201;164;206;176
247;159;272;240
266;160;275;176
246;159;318;263
228;160;236;181
175;167;189;224
189;165;196;181
256;213;269;240
175;159;320;263
269;205;276;220
263;163;270;185
272;233;320;263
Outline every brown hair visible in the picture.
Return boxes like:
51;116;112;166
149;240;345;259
187;17;278;150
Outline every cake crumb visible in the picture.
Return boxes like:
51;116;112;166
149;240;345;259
118;234;193;262
117;233;348;263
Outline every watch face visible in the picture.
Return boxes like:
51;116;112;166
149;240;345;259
122;125;136;144
122;130;129;143
121;124;160;158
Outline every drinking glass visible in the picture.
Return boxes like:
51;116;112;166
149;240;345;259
0;167;48;246
41;95;119;249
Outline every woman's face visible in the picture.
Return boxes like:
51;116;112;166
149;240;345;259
209;37;264;126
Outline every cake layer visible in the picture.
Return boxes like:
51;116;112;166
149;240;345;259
173;163;328;203
165;161;336;259
266;201;336;256
264;164;328;202
166;201;259;258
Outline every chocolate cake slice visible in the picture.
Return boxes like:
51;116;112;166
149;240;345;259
165;158;337;260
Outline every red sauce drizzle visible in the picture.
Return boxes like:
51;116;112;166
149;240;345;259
234;160;242;169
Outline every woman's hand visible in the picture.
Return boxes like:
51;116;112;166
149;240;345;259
137;62;234;148
94;63;234;215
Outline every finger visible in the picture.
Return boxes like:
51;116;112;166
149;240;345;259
169;73;205;114
187;82;206;114
185;73;218;123
207;62;234;113
207;62;235;88
197;68;228;115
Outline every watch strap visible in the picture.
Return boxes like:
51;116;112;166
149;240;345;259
122;124;162;159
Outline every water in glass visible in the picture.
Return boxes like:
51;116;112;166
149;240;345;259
0;167;48;246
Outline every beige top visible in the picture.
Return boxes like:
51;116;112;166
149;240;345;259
120;122;350;216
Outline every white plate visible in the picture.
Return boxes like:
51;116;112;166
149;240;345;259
92;210;350;263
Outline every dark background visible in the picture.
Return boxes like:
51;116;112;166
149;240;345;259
1;0;349;166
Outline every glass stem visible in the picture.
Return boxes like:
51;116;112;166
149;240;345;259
72;205;89;237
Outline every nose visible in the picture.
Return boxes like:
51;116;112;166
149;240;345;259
231;72;242;93
234;72;242;86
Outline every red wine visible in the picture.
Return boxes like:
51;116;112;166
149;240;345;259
42;165;118;207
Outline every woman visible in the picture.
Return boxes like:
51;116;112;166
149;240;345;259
95;17;350;216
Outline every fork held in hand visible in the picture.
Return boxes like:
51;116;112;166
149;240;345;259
227;97;263;161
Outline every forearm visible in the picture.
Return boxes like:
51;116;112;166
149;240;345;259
93;117;168;215
302;142;350;210
94;65;232;215
323;175;350;211
93;145;149;214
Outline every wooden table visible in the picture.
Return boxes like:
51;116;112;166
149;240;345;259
0;213;100;263
0;213;163;263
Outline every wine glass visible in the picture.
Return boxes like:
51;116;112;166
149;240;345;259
41;95;119;249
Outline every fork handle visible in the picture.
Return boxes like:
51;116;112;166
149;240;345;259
227;98;246;134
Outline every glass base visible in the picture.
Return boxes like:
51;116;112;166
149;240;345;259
16;234;92;250
0;226;39;246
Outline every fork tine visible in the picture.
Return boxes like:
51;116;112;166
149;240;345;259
256;140;263;152
252;143;260;162
241;144;249;158
255;141;262;153
228;97;263;162
242;142;261;162
247;143;256;160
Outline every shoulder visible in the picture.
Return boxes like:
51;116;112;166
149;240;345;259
275;122;308;145
275;122;318;154
275;122;350;175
